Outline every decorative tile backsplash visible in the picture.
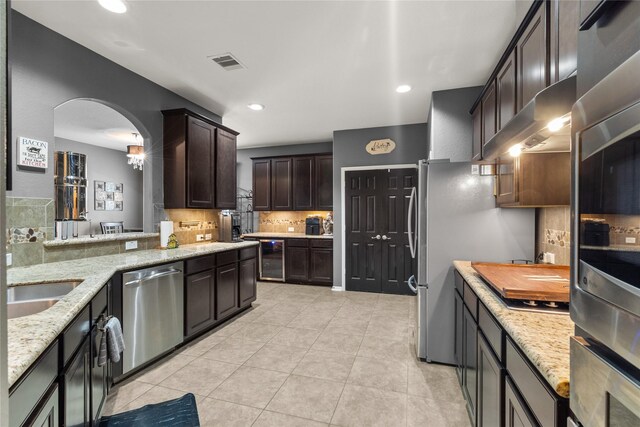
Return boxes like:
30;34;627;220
164;209;219;245
9;227;47;244
258;211;332;233
536;207;570;265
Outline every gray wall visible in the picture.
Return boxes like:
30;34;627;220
332;123;428;288
428;86;482;162
10;11;222;231
237;141;332;193
55;138;143;233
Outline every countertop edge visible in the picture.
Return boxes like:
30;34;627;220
453;260;572;399
242;232;334;240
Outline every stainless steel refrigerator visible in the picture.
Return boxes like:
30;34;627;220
408;159;534;364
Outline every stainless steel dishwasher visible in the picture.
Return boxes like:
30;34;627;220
122;261;184;374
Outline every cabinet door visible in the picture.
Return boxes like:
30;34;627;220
64;338;91;427
216;263;239;319
253;159;272;211
478;333;504;427
454;290;464;386
31;384;59;427
463;305;478;425
497;51;517;130
309;248;333;284
271;158;293;210
187;116;215;208
91;325;108;425
518;153;571;206
216;130;237;209
496;157;518;206
185;270;216;337
482;80;497;148
239;257;257;307
517;4;547;110
505;377;537;427
550;0;578;82
315;155;333;210
293;156;314;210
285;245;309;282
472;105;483;161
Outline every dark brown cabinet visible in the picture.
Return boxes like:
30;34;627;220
64;337;91;427
482;80;497;148
293;157;314;210
454;288;464;385
463;305;478;424
505;377;537;427
253;154;333;211
253;159;272;211
472;105;483;161
239;257;257;308
517;4;547;110
550;0;578;82
31;384;59;427
283;238;333;285
285;245;310;283
496;153;571;207
309;240;333;284
162;109;239;209
185;269;216;336
216;262;239;320
478;333;504;427
497;51;517;130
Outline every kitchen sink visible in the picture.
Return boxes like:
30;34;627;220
7;280;83;319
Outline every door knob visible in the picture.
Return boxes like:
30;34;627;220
382;235;391;241
371;234;381;240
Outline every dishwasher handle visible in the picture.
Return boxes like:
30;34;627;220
124;268;183;287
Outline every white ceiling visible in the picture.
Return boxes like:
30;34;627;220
14;0;518;148
54;99;140;152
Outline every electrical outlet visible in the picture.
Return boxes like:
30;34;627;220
6;253;12;266
471;164;479;175
288;227;294;232
543;252;555;264
196;234;205;242
625;237;636;244
125;241;138;251
205;233;212;240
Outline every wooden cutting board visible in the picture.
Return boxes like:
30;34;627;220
471;262;570;302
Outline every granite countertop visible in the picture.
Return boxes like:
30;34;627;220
453;261;574;398
7;240;258;388
42;232;159;247
242;232;334;240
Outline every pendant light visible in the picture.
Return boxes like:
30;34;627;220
127;132;145;170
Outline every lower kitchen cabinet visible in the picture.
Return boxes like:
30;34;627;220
239;257;257;307
505;376;537;427
64;337;91;427
185;269;217;336
285;245;310;282
478;333;504;427
454;289;464;385
309;244;333;284
462;304;478;423
284;238;333;285
31;383;59;427
216;262;239;319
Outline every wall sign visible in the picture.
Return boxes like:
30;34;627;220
366;138;396;155
17;137;49;169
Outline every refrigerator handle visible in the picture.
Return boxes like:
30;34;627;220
407;275;418;294
407;186;417;259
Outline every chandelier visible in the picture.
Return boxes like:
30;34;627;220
127;132;145;170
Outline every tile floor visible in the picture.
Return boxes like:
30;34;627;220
103;282;470;426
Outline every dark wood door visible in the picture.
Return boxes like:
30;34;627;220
293;156;314;210
497;51;517;130
239;257;257;307
345;168;416;295
216;129;237;209
463;305;478;425
252;159;271;211
505;376;536;427
64;337;90;427
216;263;238;319
187;116;215;208
454;289;464;386
271;158;293;210
90;324;107;425
472;105;483;161
285;245;310;283
478;333;504;427
482;80;497;149
550;0;578;83
185;269;216;337
309;247;333;284
315;155;333;210
496;157;517;206
517;4;547;110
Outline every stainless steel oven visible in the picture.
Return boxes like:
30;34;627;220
571;50;640;426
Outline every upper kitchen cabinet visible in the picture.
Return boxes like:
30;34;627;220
550;0;578;82
162;109;239;209
497;50;517;131
517;4;547;110
471;105;483;161
482;81;497;150
252;154;333;211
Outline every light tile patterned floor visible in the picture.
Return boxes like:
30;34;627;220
103;282;470;426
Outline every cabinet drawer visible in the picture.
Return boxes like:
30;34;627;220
463;282;478;321
240;246;257;260
479;302;503;362
287;239;309;247
185;254;216;275
9;341;59;427
506;338;557;427
216;250;238;266
454;270;464;295
92;285;108;324
63;305;91;367
310;239;332;248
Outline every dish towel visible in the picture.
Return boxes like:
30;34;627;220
98;317;125;366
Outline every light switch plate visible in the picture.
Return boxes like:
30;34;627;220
125;241;138;250
196;234;205;242
6;253;12;266
288;227;295;232
205;233;212;240
625;237;636;244
471;164;479;175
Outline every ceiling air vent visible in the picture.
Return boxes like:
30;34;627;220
209;53;245;71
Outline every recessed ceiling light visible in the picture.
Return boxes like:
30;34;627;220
248;103;265;111
98;0;127;14
396;85;412;93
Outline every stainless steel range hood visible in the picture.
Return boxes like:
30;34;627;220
482;75;576;161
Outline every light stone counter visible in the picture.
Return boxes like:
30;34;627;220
242;232;333;240
42;232;159;247
7;240;258;388
453;260;573;398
